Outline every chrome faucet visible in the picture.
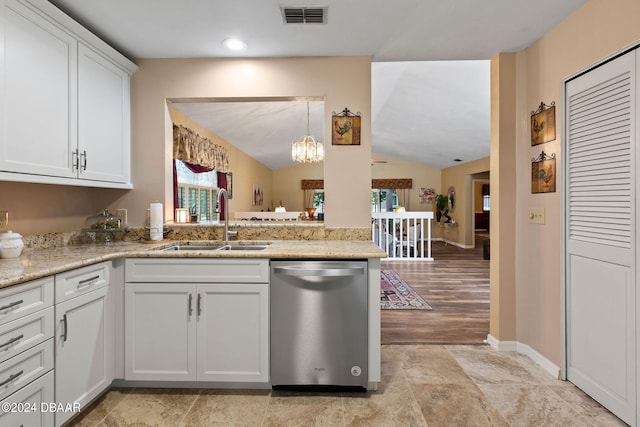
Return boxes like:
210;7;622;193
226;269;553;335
216;188;237;241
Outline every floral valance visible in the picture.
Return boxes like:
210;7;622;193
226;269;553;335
372;178;412;189
301;179;325;190
173;124;229;172
301;178;412;190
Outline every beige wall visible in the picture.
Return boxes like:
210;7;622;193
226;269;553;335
124;57;372;230
509;0;640;365
170;108;273;215
441;157;490;247
272;162;323;212
0;181;127;235
490;53;518;346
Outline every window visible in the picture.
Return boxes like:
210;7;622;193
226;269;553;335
371;189;398;212
483;195;490;211
313;190;324;213
175;160;219;222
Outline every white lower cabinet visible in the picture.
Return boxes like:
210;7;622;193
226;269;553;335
0;370;54;427
124;282;269;383
54;263;113;427
0;277;54;427
124;258;270;384
197;283;269;382
125;284;197;381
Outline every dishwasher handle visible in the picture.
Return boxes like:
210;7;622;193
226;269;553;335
273;266;365;277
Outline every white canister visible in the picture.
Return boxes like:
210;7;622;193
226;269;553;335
0;230;24;259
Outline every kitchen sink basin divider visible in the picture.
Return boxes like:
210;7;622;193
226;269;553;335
371;212;433;260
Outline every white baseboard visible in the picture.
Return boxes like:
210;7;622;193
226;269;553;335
486;334;560;379
485;334;516;351
431;237;475;249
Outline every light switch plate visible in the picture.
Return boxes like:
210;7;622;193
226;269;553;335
529;207;545;225
0;211;8;232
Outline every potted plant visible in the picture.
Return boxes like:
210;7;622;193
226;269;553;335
435;194;448;222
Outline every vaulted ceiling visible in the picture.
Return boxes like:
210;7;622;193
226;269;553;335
50;0;588;169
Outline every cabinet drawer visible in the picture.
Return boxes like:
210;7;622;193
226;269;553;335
55;262;110;303
0;307;54;364
0;277;54;325
0;370;54;427
125;258;269;283
0;339;53;401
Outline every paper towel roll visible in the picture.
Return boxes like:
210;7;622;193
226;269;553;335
149;202;163;241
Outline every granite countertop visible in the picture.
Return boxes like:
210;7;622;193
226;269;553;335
0;240;387;289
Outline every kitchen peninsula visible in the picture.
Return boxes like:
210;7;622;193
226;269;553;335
0;237;385;426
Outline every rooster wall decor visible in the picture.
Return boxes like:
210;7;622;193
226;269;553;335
331;107;361;145
530;101;556;146
531;151;556;193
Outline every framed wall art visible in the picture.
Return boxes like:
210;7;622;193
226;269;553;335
419;187;436;204
531;151;556;193
332;107;361;145
530;101;556;146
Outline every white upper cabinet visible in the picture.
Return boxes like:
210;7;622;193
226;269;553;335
0;0;77;179
0;0;137;188
78;43;131;184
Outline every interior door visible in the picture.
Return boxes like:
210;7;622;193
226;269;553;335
565;49;637;425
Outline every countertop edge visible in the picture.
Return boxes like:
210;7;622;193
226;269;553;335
0;240;387;289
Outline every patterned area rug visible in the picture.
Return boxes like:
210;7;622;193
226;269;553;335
380;270;433;310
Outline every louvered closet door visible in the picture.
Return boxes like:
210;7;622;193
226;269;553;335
565;50;636;426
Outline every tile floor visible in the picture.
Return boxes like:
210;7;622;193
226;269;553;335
68;345;625;427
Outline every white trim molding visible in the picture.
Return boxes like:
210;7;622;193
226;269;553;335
487;334;560;379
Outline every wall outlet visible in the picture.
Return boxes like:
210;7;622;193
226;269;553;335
529;207;545;225
0;211;8;232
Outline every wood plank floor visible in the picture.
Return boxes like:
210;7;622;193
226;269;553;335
381;233;490;345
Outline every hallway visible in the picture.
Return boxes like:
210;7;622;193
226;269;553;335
381;234;490;345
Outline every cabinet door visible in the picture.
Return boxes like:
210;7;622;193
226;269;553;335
0;0;77;178
124;283;197;381
197;283;269;382
77;43;131;184
55;286;112;427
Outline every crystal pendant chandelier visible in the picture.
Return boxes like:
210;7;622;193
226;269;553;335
291;102;324;163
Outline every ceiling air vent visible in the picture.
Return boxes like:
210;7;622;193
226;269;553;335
281;6;327;24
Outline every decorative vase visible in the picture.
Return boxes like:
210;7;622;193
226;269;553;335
436;211;442;222
306;208;316;220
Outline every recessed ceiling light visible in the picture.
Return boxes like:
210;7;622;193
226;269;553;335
222;38;247;51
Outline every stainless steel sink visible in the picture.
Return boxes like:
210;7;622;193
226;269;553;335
160;243;270;251
217;245;269;251
160;244;226;251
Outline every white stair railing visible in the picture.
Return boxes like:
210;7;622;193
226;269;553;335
371;212;434;260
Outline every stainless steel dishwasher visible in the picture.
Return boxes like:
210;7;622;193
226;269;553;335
270;260;368;389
